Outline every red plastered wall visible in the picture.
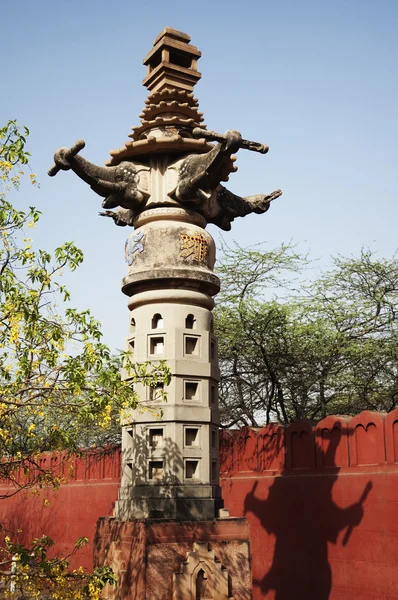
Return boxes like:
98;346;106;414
1;410;398;599
220;409;398;600
0;449;121;571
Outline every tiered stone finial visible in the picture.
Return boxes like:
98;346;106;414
48;26;281;230
142;27;202;93
105;28;209;167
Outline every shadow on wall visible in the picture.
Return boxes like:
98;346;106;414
123;429;184;486
0;449;121;570
162;436;184;485
223;416;376;600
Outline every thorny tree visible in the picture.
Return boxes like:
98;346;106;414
215;243;398;427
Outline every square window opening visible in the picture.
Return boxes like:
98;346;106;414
185;336;199;356
185;381;199;401
149;428;164;448
149;49;162;71
150;336;164;355
185;428;199;447
169;50;192;69
185;460;199;480
149;460;164;480
150;382;164;402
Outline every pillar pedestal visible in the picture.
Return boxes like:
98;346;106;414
94;517;252;600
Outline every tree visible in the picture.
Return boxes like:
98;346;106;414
0;120;170;597
215;243;398;427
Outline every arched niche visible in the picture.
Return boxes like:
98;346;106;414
152;313;164;329
173;542;231;599
186;313;196;329
195;568;212;599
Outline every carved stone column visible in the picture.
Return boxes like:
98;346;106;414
50;25;281;600
115;205;223;520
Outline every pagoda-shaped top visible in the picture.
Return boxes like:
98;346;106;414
142;27;202;93
49;27;281;231
104;27;209;166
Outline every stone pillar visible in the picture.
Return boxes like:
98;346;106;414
115;207;223;521
50;25;281;600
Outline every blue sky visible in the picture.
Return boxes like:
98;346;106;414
2;0;397;350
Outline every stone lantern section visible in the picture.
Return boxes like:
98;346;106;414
142;28;202;93
115;205;223;520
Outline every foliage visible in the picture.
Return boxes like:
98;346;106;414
215;242;398;426
0;120;170;596
0;533;116;599
0;120;36;191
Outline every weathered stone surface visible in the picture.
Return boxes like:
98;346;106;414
94;517;252;600
49;143;280;231
48;27;281;231
142;27;202;94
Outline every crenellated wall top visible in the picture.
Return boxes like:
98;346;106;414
219;408;398;476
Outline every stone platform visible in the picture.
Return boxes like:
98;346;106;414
94;517;252;599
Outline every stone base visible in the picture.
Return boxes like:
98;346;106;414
115;484;223;520
94;517;252;600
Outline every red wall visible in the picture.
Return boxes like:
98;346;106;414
220;410;398;599
1;410;398;599
0;450;121;570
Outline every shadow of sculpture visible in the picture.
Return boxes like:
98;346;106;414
243;427;372;600
162;436;184;485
